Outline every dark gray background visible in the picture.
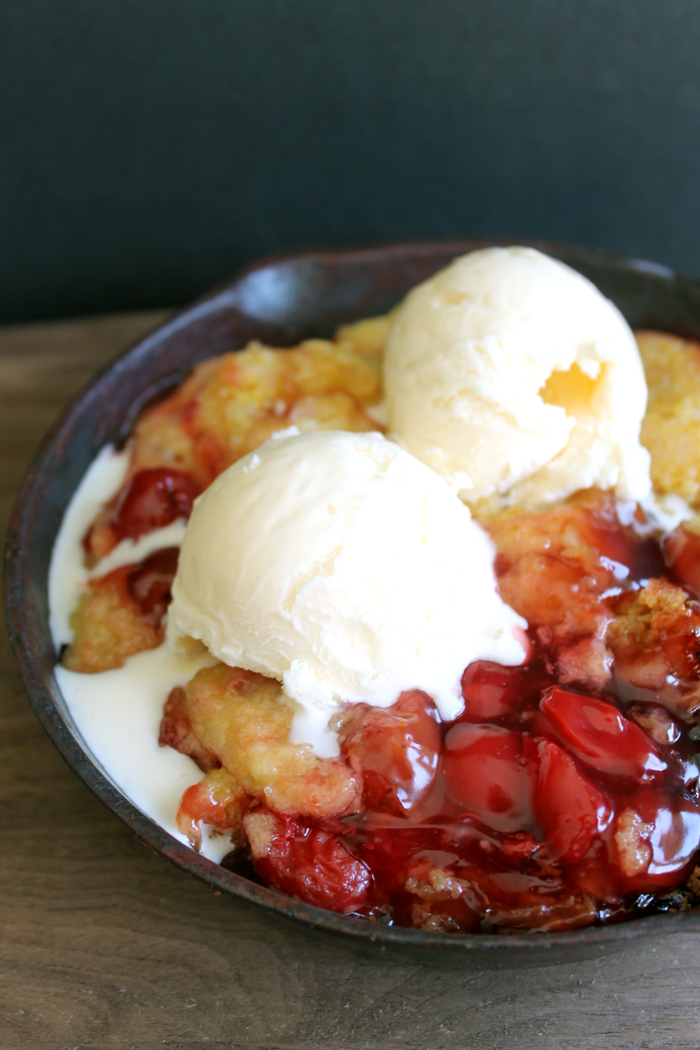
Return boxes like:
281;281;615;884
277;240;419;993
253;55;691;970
2;0;699;324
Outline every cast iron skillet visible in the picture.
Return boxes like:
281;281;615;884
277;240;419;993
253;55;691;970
7;240;700;963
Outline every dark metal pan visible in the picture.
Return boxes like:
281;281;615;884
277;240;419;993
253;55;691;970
7;240;700;963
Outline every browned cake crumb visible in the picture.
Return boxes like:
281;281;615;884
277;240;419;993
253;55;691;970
608;578;700;712
63;567;163;673
487;491;622;632
182;663;361;818
637;330;700;506
686;865;700;897
334;312;394;357
403;857;598;933
130;335;383;488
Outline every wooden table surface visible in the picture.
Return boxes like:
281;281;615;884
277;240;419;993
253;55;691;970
2;312;700;1050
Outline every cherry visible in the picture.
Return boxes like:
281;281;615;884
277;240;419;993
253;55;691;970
339;690;440;814
176;769;243;850
585;504;664;584
127;547;178;625
540;687;667;781
663;526;700;598
112;467;200;542
646;799;700;882
442;724;535;833
251;811;372;914
612;788;700;892
460;661;529;722
535;739;612;864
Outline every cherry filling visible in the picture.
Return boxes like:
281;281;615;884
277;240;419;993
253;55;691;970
232;661;700;930
127;547;179;625
83;467;201;560
663;526;700;598
113;467;201;540
217;505;700;932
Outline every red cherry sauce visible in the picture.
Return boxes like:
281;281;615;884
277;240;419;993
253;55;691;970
84;467;201;559
663;526;700;598
244;511;700;931
112;467;200;540
127;547;179;626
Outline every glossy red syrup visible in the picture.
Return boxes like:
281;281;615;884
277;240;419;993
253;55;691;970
241;653;700;930
84;468;201;558
114;467;201;540
663;526;700;598
127;547;179;626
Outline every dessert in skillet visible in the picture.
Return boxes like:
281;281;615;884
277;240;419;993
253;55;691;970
51;247;700;932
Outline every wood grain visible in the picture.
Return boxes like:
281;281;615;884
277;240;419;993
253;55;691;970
1;312;700;1050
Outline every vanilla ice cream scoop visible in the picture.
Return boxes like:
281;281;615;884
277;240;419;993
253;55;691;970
167;429;527;754
385;246;652;509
